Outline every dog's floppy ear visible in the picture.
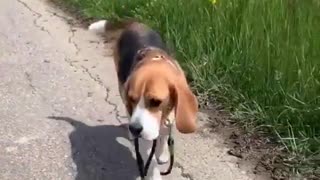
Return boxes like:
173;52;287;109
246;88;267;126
170;78;198;134
123;73;146;116
123;80;134;116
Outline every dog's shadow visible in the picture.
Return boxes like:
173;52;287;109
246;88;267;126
48;116;138;180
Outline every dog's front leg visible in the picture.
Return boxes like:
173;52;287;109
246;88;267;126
139;139;162;180
155;134;169;164
155;121;172;164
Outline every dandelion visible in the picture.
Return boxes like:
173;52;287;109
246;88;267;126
209;0;217;4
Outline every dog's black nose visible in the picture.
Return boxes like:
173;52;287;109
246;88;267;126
129;123;143;137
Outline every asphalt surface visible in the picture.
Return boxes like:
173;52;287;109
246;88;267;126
0;0;268;179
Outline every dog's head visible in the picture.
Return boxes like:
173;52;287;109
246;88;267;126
124;53;198;140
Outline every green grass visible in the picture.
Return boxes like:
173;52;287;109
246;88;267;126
59;0;320;175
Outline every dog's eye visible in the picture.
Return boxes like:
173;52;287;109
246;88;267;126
149;98;162;108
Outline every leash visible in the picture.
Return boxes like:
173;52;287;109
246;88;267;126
134;119;175;179
134;138;157;178
161;119;174;176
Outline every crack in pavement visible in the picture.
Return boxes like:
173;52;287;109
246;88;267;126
68;28;80;55
79;64;128;122
47;9;128;126
46;10;74;25
104;88;127;124
24;72;36;94
63;57;126;126
175;162;194;180
79;64;128;124
16;0;51;36
46;10;80;56
80;65;102;85
81;63;127;125
24;71;63;116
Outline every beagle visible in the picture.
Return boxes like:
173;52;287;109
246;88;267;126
89;19;199;180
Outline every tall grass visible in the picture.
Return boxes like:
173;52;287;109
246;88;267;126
62;0;320;171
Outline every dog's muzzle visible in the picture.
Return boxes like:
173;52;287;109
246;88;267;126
129;122;143;137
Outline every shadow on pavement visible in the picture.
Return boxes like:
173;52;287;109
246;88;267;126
48;116;138;180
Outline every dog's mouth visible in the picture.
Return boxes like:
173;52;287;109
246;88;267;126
129;125;160;141
137;132;159;141
128;114;161;140
130;132;143;139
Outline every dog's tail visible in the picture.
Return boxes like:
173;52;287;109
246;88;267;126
88;20;108;34
88;18;137;34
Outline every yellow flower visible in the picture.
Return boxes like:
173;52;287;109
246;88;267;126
209;0;217;4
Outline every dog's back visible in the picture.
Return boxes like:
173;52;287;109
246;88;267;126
89;20;169;84
116;22;168;84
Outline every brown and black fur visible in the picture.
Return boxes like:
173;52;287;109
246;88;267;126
113;22;170;85
98;19;198;134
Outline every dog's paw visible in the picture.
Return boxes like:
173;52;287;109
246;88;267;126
150;176;162;180
146;169;162;180
156;150;170;164
146;176;162;180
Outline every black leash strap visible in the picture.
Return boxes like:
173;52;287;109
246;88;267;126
134;138;144;177
134;137;175;179
160;136;174;176
134;138;157;178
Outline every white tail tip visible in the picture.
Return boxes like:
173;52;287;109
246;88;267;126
88;20;107;34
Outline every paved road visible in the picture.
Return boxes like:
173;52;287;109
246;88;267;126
0;0;267;180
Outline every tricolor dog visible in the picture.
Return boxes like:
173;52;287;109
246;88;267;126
89;19;199;180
